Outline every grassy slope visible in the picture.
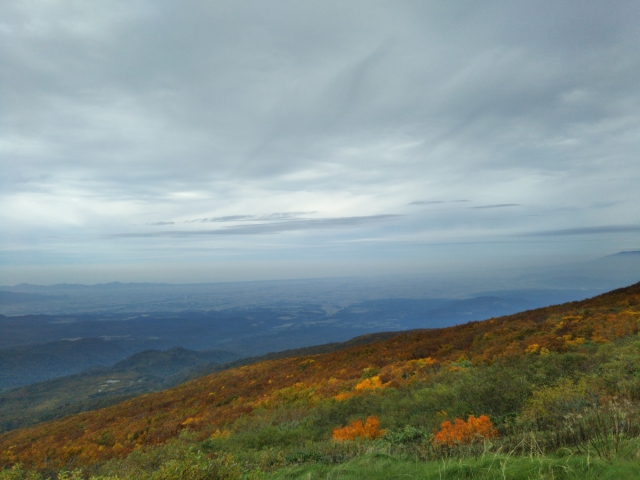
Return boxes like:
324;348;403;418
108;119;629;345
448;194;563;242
272;453;640;479
0;333;398;435
0;282;639;474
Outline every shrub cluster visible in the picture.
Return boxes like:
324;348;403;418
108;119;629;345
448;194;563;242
432;415;498;446
332;416;385;441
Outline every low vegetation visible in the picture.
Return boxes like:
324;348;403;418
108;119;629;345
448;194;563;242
1;282;640;478
0;333;397;434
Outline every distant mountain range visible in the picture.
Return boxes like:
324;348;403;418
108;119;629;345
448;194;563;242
2;250;639;316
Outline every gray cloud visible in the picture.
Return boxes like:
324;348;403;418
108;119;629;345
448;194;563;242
186;212;316;223
111;214;402;238
525;225;640;237
409;201;444;206
471;204;521;210
409;200;469;206
1;0;639;283
186;215;255;224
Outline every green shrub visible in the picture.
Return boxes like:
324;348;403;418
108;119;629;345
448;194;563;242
0;465;42;480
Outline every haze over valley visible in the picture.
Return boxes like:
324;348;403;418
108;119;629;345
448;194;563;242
1;251;638;391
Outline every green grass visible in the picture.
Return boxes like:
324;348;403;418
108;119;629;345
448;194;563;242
6;450;639;480
270;453;640;479
5;337;640;479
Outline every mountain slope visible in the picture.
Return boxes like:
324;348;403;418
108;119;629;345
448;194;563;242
1;282;639;472
0;333;399;434
0;347;238;433
0;338;130;391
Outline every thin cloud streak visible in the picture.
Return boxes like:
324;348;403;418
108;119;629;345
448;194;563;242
409;201;444;206
524;225;640;237
186;212;317;223
186;215;254;223
471;204;521;210
109;215;403;238
409;200;470;206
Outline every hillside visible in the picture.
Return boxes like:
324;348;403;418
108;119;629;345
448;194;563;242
1;282;640;478
0;348;238;433
0;338;131;391
0;333;398;434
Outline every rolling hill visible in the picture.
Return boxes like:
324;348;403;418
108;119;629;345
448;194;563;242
0;282;639;478
0;332;399;434
0;347;238;433
0;338;131;391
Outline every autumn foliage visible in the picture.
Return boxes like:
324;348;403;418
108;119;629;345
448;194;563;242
433;415;498;446
332;416;385;441
0;282;639;470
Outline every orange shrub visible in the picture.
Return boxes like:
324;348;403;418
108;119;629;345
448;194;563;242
354;375;384;391
332;416;385;441
433;414;497;446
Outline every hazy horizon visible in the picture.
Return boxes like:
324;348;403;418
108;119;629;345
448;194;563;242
2;250;639;288
2;1;639;285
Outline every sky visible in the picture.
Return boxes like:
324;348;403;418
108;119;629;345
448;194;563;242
1;1;640;285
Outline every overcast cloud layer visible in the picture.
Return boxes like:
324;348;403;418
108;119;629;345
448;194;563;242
1;1;639;284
